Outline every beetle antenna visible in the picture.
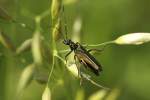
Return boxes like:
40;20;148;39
62;4;68;40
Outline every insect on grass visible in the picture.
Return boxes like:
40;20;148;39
61;5;103;78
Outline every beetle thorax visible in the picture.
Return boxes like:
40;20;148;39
69;42;78;50
63;39;78;50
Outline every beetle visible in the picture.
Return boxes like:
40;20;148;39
61;5;103;77
63;39;103;77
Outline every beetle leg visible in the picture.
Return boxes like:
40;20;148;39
87;49;103;53
80;75;83;86
80;59;88;69
65;50;73;64
88;45;107;53
74;55;81;78
74;55;84;85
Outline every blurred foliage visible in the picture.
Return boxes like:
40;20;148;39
0;0;150;100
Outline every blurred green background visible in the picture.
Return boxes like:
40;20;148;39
1;0;150;100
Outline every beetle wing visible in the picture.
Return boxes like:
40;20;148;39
75;50;102;75
81;58;100;75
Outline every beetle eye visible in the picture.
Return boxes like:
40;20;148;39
63;40;66;44
63;39;69;45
